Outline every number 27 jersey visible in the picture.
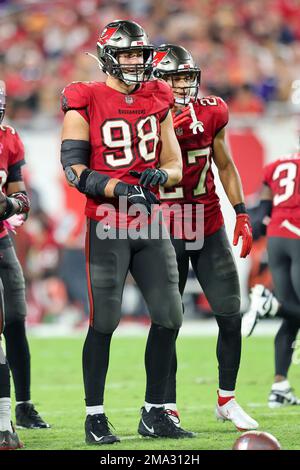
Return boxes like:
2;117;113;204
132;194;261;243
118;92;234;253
160;96;228;237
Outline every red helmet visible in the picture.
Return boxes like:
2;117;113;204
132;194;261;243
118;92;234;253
97;20;154;84
153;44;201;104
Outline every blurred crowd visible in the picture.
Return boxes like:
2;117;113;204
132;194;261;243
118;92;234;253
0;0;300;124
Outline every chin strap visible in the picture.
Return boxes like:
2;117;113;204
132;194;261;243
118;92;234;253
85;52;105;72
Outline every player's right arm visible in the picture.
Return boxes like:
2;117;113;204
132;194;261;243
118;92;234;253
61;110;89;182
61;109;122;197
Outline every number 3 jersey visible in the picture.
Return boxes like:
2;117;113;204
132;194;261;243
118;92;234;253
160;96;228;238
61;79;174;226
0;126;25;238
263;153;300;239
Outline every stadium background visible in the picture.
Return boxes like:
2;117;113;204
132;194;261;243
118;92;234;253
1;0;299;328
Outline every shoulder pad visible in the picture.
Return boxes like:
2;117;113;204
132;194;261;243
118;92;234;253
61;81;92;113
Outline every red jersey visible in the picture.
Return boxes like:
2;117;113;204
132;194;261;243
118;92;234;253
0;125;25;238
61;79;174;227
263;153;300;239
160;96;228;239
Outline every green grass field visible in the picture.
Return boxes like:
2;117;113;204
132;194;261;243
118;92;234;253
15;335;300;450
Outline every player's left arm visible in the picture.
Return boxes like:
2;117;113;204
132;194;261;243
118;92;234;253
159;110;183;187
213;127;244;206
213;127;252;258
131;111;182;188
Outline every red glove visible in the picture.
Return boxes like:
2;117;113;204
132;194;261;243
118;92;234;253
172;107;191;129
233;213;253;258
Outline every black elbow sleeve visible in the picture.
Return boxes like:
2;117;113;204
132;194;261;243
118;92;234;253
7;161;24;183
61;139;90;169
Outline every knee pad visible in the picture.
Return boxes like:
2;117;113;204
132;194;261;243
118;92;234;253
160;314;182;331
91;299;121;335
3;275;26;326
213;294;241;317
152;289;183;330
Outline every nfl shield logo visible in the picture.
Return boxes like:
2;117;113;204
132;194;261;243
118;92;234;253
176;127;183;136
125;95;134;105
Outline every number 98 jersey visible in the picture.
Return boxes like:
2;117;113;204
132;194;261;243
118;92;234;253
160;96;228;238
61;79;173;226
263;153;300;238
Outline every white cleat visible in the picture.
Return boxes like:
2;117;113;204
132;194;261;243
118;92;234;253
215;399;259;431
242;284;279;337
268;387;300;409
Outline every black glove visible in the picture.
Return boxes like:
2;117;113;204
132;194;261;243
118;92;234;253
114;182;160;215
129;168;168;188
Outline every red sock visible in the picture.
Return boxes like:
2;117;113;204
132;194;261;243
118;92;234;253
217;391;235;406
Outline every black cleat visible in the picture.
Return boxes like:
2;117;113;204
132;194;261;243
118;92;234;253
16;403;50;429
0;424;23;450
85;414;120;445
138;406;196;439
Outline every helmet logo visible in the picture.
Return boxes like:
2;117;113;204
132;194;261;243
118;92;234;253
152;50;168;68
98;26;118;45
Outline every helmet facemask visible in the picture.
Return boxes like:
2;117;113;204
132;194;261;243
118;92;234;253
165;70;200;105
100;46;153;84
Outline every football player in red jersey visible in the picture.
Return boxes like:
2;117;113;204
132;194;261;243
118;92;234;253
0;279;23;450
151;44;257;431
243;152;300;408
60;20;196;444
0;81;49;437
